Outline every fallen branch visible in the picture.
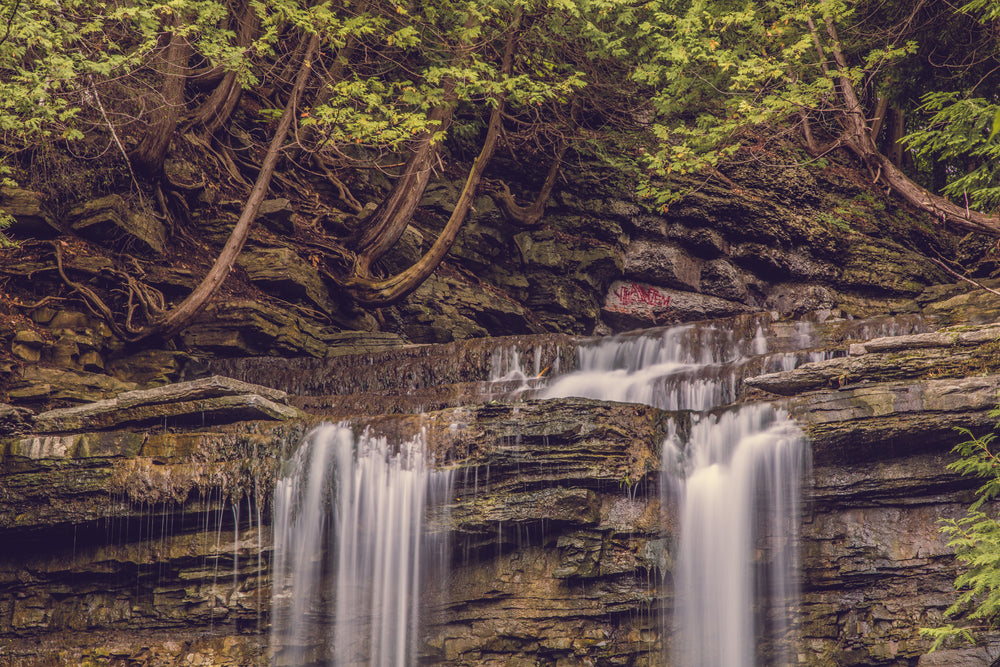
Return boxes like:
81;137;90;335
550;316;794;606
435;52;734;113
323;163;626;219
928;257;1000;297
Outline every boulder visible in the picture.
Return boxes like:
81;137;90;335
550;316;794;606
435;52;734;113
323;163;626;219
237;246;338;316
69;194;166;254
792;376;1000;464
514;229;623;289
180;300;342;357
745;323;1000;395
380;224;426;273
665;222;730;257
733;242;835;281
601;280;748;331
0;187;58;239
700;258;750;302
255;197;295;233
7;366;138;405
400;273;545;342
0;403;34;436
623;239;702;291
764;283;835;315
11;330;47;363
837;241;945;295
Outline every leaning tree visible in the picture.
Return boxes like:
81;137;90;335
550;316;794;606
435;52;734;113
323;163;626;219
0;0;640;340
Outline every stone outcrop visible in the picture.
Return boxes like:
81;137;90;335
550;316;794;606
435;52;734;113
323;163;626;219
237;246;340;317
0;187;58;239
0;390;665;667
69;194;167;255
30;375;302;434
745;321;1000;666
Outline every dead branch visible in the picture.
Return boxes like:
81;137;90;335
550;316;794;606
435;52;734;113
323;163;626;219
489;141;567;226
313;155;364;214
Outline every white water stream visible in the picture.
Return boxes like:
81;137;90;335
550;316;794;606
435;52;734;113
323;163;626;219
541;323;809;667
270;316;925;666
270;424;453;666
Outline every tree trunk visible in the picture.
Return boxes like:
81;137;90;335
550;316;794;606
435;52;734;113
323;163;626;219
187;4;258;135
887;106;905;167
490;141;567;226
351;103;454;276
820;16;1000;235
130;23;191;177
340;12;521;304
133;34;321;342
341;99;505;305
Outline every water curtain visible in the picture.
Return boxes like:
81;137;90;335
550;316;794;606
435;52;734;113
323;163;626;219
270;424;452;666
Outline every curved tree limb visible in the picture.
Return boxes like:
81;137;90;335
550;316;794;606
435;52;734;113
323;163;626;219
341;9;523;301
489;140;567;226
820;16;1000;235
186;2;258;135
350;11;492;276
350;100;455;276
130;33;321;341
340;97;506;305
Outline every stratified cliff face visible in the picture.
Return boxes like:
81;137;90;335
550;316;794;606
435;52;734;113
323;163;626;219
0;387;669;667
755;320;1000;667
4;305;1000;666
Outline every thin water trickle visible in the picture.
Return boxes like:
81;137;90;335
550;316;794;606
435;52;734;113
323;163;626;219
270;424;453;667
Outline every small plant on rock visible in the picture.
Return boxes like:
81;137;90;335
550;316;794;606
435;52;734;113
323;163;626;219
922;423;1000;650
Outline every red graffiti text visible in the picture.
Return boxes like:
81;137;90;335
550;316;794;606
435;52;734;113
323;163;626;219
613;283;671;309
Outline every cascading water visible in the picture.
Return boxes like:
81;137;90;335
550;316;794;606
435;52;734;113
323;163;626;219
268;315;927;666
270;424;453;666
541;322;809;667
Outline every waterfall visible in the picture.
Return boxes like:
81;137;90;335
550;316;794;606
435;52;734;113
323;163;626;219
541;322;809;667
270;424;453;666
671;407;805;667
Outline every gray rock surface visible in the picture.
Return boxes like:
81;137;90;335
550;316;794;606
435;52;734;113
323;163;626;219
32;375;301;433
69;194;166;254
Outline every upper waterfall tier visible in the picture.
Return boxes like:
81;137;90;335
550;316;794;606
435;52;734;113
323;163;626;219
201;312;932;417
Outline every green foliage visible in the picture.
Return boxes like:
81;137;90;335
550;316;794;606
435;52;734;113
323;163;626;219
2;0;993;225
627;0;862;206
922;423;1000;651
903;93;1000;213
895;0;1000;213
0;210;14;248
619;0;1000;209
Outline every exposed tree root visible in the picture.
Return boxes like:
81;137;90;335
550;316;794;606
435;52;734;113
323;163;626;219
313;155;364;214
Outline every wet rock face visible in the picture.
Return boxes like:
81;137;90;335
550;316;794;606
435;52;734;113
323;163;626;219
7;315;1000;666
0;390;667;667
800;453;981;667
747;320;1000;666
0;416;298;666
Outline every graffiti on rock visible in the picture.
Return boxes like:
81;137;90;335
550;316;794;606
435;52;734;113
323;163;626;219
607;283;672;322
